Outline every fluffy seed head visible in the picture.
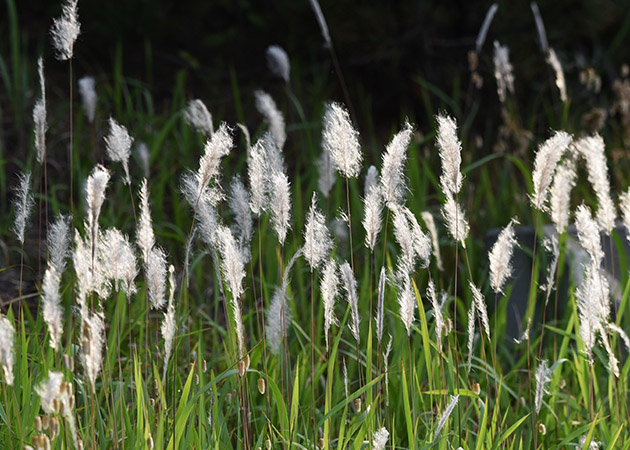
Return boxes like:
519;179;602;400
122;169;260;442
436;114;463;195
489;218;519;294
255;90;286;150
161;266;177;379
534;360;551;414
574;134;616;234
0;316;15;385
228;176;253;259
427;279;444;350
12;171;35;245
575;204;604;266
466;303;476;372
493;41;515;102
194;122;233;199
81;311;104;391
405;208;432;269
421;211;444;271
340;261;360;345
470;281;490;339
184;99;213;137
441;193;469;247
363;186;383;252
372;427;390;450
34;57;47;164
147;246;168;309
530;131;572;211
549;157;577;234
620;188;630;244
304;193;333;270
85;165;110;246
216;225;246;301
434;395;460;443
321;258;339;351
547;48;567;102
48;214;72;275
135;142;150;178
104;117;133;184
50;0;80;61
323;102;362;178
248;138;268;215
270;170;292;245
376;266;387;345
100;228;138;297
78;76;97;123
266;45;290;83
42;267;64;351
398;275;416;336
137;178;155;266
380;121;413;208
267;289;289;355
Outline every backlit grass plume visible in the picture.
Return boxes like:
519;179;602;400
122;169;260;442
549;156;577;234
12;171;34;245
161;265;176;379
317;146;336;198
184;99;214;137
266;45;290;83
421;211;444;271
530;131;572;211
104;117;133;184
50;0;80;61
436;114;463;196
304;193;333;270
442;193;469;247
493;41;515;103
78;76;96;123
363;185;383;252
340;261;360;345
321;258;339;351
488;218;518;295
34;57;47;164
380;120;413;208
42;267;63;351
0;316;15;385
255;90;286;149
270;169;292;245
323;102;362;179
48;214;72;275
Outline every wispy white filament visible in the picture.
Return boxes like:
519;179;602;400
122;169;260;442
574;134;616;234
184;99;213;137
475;3;498;53
48;214;71;275
266;45;290;83
620;188;630;244
12;171;34;244
104;117;133;184
147;246;168;309
34;57;47;164
549;157;576;234
376;266;387;345
421;211;444;271
137;178;155;266
78;76;97;123
488;218;518;294
42;267;63;351
228;176;253;259
575;204;604;266
493;41;515;103
308;0;332;48
190;122;233;201
85;165;110;249
323;102;362;179
433;395;460;443
50;0;80;61
530;131;572;211
340;261;360;345
363;186;383;252
398;276;415;336
534;360;551;414
255;90;286;150
304;193;333;270
161;265;176;380
530;3;549;53
248;138;268;216
466;304;476;372
0;316;15;385
321;258;339;351
546;49;567;102
100;228;138;297
380;121;413;208
470;281;490;339
427;279;444;350
436;114;463;196
442;193;469;247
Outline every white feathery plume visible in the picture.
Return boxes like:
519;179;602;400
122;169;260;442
427;279;444;350
137;178;155;266
248;138;268;216
147;246;168;310
404;208;432;269
263;135;285;173
304;193;333;270
317;146;337;198
270;170;292;245
574;134;616;234
100;228;138;297
195;195;220;247
493;41;515;103
470;281;490;339
530;131;572;211
47;214;72;275
488;218;518;295
575;204;604;266
85;165;110;248
237;122;251;152
372;427;390;450
530;2;549;53
321;258;339;351
475;3;498;53
161;265;176;379
308;0;332;48
364;165;378;196
81;310;104;391
184;99;213;137
228;176;253;258
323;102;362;179
534;360;551;414
619;188;630;244
421;211;444;271
433;395;460;443
363;185;383;252
340;261;361;345
376;266;387;345
35;371;77;445
398;275;416;336
42;267;63;351
383;336;392;405
78;76;97;123
392;206;416;276
436;114;463;196
541;235;560;306
466;304;476;372
441;193;469;248
549;157;577;234
607;323;630;352
50;0;80;61
380;120;413;208
546;48;567;103
12;171;34;244
255;90;286;150
34;57;47;164
73;231;93;313
266;45;290;83
0;316;15;385
104;117;133;184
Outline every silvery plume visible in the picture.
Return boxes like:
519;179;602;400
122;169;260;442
323;102;362;179
35;371;77;445
50;0;80;61
308;0;332;48
534;360;551;414
266;45;290;83
0;316;15;385
574;204;604;266
228;176;253;260
80;310;104;391
304;193;333;270
375;266;387;345
469;281;490;340
427;279;444;350
475;3;498;53
248;138;268;216
12;171;34;245
549;156;577;234
433;395;459;443
137;178;155;267
48;214;72;275
340;261;360;345
372;427;390;450
104;117;133;184
436;114;463;196
321;258;339;351
574;134;616;234
78;76;97;123
488;218;518;295
442;192;469;247
184;99;214;137
398;275;415;336
147;246;168;310
530;131;572;212
85;165;110;249
100;228;138;297
270;169;292;245
34;57;47;164
255;90;286;150
42;267;64;351
363;185;383;252
620;188;630;244
493;41;514;102
317;146;336;198
161;265;176;380
364;165;378;196
380;120;413;208
421;211;444;271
